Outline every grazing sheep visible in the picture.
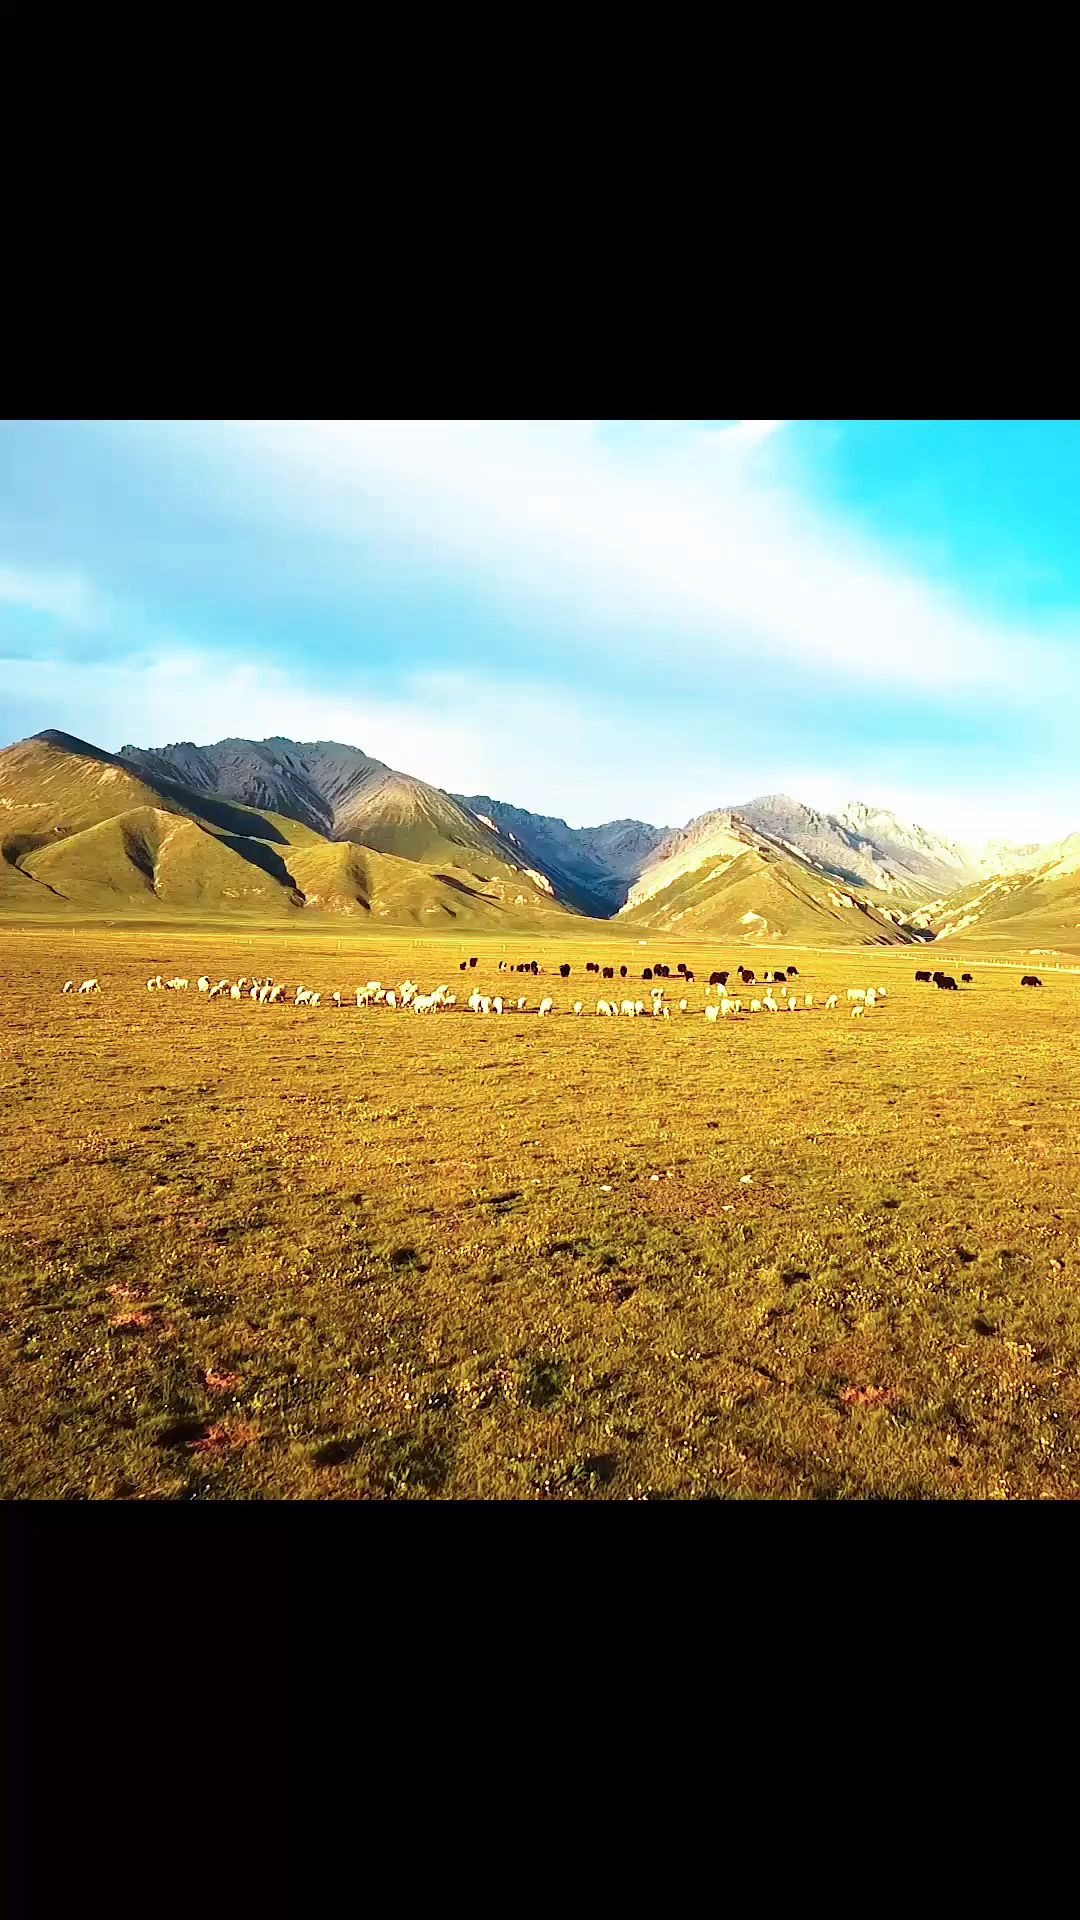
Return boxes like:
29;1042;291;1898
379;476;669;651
787;997;798;1011
750;998;761;1013
308;992;321;1007
619;999;637;1018
851;1003;866;1018
146;976;162;991
270;985;285;1002
197;977;210;992
356;988;371;1006
705;1003;720;1023
493;997;504;1015
78;979;100;993
478;996;491;1015
679;998;688;1014
865;989;877;1007
720;998;738;1017
538;997;554;1017
876;988;888;999
231;984;242;1000
258;983;272;1004
824;994;838;1010
573;1001;583;1015
847;988;866;1002
660;1006;671;1019
385;990;397;1009
332;991;342;1007
295;988;311;1005
516;997;527;1011
596;1000;614;1016
62;980;74;993
762;994;778;1012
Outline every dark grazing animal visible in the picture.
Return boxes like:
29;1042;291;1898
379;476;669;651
586;962;598;973
602;966;614;980
620;965;628;978
469;958;478;968
677;963;687;975
936;974;958;990
1021;975;1043;987
961;973;973;984
459;961;467;970
786;966;798;978
915;971;931;982
559;963;571;978
643;968;653;980
684;970;695;983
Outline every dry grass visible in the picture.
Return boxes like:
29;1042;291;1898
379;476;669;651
3;924;1079;1499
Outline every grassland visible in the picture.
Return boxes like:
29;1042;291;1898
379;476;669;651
3;922;1079;1500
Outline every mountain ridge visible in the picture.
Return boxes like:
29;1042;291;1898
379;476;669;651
3;726;1077;945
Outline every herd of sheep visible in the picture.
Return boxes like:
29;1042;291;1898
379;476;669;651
58;965;905;1021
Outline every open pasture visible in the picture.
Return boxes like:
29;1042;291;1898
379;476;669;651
3;924;1080;1499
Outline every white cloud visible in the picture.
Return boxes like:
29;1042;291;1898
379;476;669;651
162;418;1060;695
0;564;104;629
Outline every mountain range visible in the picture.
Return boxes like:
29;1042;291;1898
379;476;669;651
2;727;1078;950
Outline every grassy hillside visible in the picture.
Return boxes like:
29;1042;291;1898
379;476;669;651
620;847;913;945
0;732;582;930
931;845;1080;955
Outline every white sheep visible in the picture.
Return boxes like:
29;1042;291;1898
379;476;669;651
596;999;614;1016
538;997;554;1017
825;994;838;1010
230;984;241;1000
62;980;74;993
660;1006;671;1019
619;999;637;1017
720;998;738;1017
847;988;866;1002
493;996;504;1014
804;993;814;1008
146;975;163;992
258;983;272;1003
516;997;527;1011
679;998;688;1013
270;984;285;1002
750;998;761;1013
308;992;321;1007
865;988;877;1007
877;987;888;999
573;1001;584;1015
705;1003;720;1023
851;1003;866;1018
385;989;397;1010
762;995;778;1012
78;979;100;993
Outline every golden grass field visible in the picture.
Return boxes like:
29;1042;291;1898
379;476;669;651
3;922;1079;1499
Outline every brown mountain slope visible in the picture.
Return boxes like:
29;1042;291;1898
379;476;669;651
620;847;914;944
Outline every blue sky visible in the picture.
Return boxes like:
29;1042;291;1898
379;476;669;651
1;418;1077;844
